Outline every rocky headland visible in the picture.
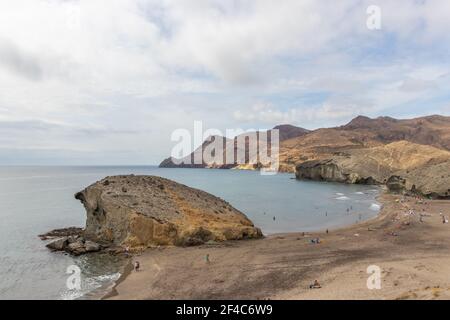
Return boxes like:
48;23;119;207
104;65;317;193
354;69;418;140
296;141;450;198
160;115;450;198
42;175;262;255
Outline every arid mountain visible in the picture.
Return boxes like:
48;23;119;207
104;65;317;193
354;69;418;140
341;115;450;150
160;124;308;169
279;115;450;171
273;124;310;141
160;115;450;198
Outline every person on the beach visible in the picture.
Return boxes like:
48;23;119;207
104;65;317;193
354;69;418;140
134;261;140;272
309;280;321;289
205;254;210;263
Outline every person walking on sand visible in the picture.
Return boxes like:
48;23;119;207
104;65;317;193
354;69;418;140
205;254;210;263
134;261;140;272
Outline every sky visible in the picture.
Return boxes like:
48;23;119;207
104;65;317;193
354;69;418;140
0;0;450;165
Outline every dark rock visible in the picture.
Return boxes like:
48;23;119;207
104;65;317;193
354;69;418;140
84;240;101;252
39;227;83;240
386;175;407;193
66;241;86;256
46;237;68;251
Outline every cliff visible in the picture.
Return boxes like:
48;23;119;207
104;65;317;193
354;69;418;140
295;141;450;198
43;175;262;255
76;175;261;248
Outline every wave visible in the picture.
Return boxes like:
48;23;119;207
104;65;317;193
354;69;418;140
370;203;381;211
336;196;350;200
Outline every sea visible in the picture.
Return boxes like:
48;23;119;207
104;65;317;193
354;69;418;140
0;166;381;299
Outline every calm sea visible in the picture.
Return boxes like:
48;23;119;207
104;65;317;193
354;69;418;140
0;166;380;299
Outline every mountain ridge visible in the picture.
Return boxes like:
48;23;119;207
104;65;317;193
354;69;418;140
160;114;450;198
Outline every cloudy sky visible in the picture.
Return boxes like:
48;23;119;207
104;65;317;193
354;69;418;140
0;0;449;165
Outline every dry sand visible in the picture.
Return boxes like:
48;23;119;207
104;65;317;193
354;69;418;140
107;193;450;300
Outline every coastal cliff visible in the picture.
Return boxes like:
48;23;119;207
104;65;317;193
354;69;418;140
44;175;262;255
76;175;262;248
295;141;450;198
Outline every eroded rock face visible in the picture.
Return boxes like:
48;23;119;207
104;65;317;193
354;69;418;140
387;161;450;199
74;175;262;248
296;142;450;199
295;159;378;184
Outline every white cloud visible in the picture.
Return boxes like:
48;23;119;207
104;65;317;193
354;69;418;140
0;0;450;164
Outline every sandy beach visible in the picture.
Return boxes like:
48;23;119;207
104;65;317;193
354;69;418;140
107;192;450;300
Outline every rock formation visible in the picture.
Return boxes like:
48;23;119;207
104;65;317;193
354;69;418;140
43;175;262;254
74;176;261;251
295;141;450;198
41;228;102;256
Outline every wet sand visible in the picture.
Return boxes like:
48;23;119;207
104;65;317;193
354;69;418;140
107;193;450;300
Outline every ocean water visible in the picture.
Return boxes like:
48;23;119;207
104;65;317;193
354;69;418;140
0;166;380;300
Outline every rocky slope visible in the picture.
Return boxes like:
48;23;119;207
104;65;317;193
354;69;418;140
387;159;450;199
296;141;450;198
280;115;450;171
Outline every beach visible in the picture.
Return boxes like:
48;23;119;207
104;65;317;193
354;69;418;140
107;193;450;300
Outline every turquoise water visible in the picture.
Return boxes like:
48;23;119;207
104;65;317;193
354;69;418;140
0;166;380;299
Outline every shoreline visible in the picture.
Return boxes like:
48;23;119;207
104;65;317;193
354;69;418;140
100;259;133;300
92;186;385;300
106;190;450;299
97;189;385;300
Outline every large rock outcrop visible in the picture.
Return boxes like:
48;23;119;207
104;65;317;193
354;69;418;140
387;160;450;199
74;175;262;248
296;141;450;198
295;158;379;184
